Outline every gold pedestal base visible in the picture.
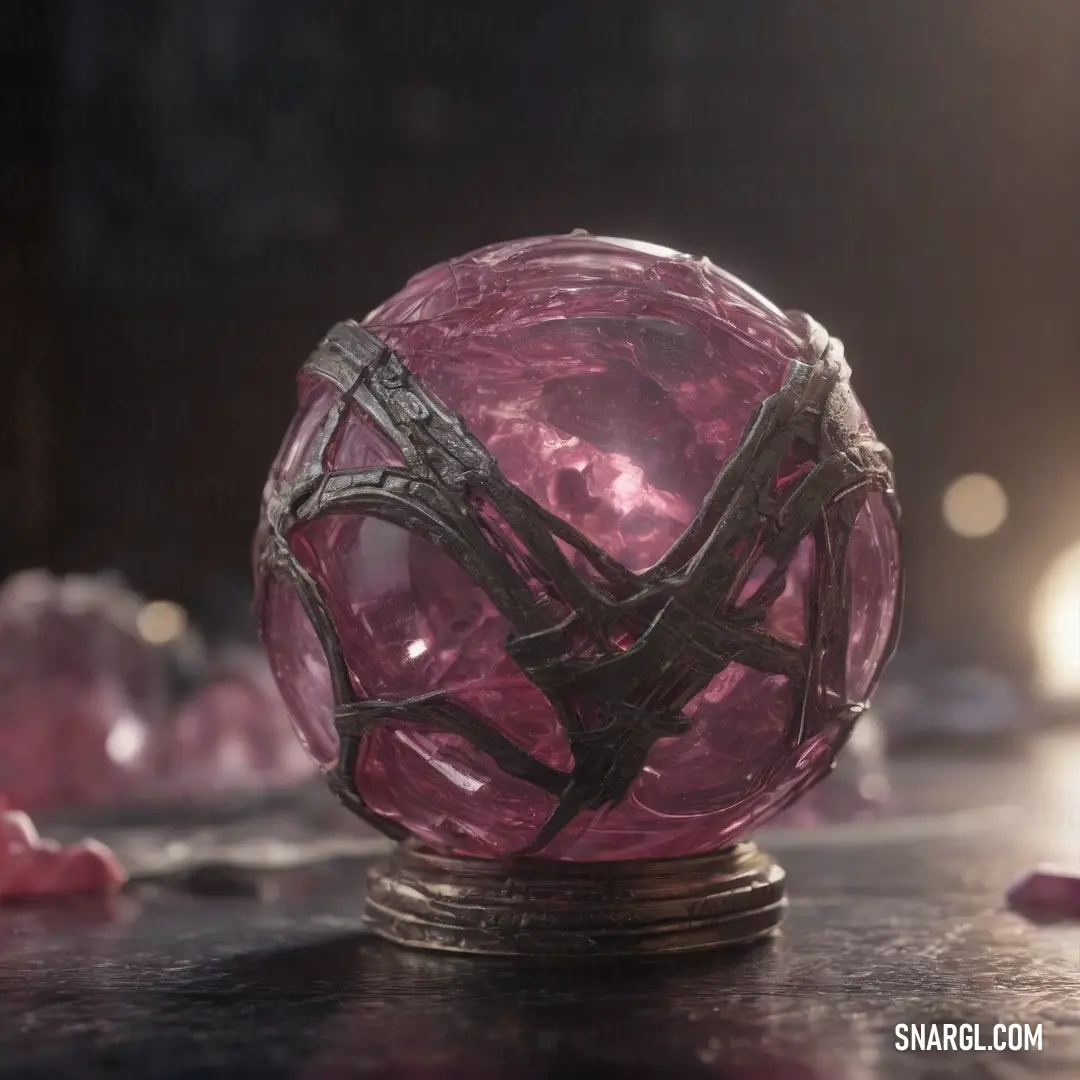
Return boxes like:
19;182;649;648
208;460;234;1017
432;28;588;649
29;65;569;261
364;840;786;958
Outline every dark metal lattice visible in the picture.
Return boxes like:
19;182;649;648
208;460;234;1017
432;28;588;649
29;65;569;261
256;315;902;854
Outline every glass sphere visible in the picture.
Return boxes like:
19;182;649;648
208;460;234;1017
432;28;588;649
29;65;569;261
256;233;901;861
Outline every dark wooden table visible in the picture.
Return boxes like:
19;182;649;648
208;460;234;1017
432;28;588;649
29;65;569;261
2;731;1079;1079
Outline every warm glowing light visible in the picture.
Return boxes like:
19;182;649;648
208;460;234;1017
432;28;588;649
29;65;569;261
942;473;1008;538
136;600;188;645
1033;542;1080;701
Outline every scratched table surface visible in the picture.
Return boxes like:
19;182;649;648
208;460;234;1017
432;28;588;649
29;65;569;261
2;730;1079;1080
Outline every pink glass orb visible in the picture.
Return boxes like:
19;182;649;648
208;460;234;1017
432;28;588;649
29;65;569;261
256;233;901;861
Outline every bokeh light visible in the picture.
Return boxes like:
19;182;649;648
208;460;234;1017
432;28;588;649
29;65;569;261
1033;542;1080;701
942;474;1008;539
136;600;188;645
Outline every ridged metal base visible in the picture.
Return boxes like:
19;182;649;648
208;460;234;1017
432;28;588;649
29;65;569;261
364;840;787;958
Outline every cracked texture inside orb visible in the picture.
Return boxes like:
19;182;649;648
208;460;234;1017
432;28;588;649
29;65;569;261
258;233;900;861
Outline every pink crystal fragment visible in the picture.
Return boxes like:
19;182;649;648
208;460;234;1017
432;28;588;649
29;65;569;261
0;570;313;811
258;233;900;860
0;796;127;899
158;649;314;798
0;571;165;809
1007;865;1080;923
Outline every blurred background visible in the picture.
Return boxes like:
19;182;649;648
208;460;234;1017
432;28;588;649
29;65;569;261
3;0;1080;730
